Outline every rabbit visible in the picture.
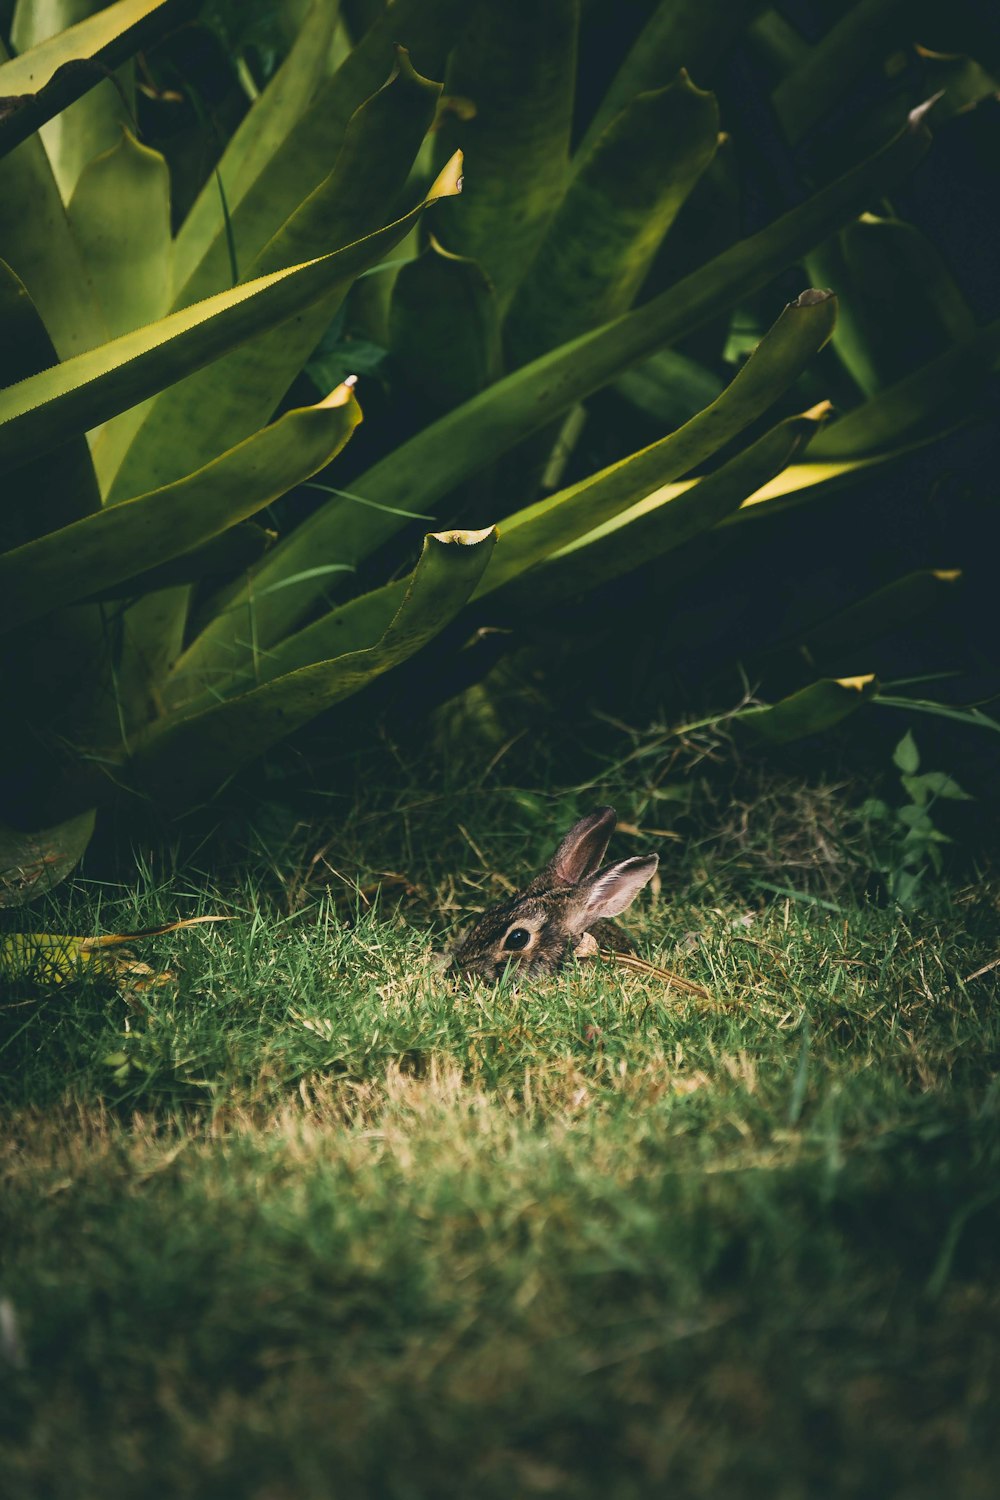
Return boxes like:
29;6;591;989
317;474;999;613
451;806;658;983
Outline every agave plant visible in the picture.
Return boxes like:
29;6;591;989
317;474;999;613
0;0;993;897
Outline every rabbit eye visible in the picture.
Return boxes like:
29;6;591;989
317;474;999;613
504;927;531;951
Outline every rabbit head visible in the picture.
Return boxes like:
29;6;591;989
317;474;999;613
451;807;658;983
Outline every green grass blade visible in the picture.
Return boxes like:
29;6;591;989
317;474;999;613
873;695;1000;734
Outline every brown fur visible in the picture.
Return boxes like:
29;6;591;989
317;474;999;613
451;808;657;984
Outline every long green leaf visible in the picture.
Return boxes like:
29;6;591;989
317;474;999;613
873;695;1000;735
574;0;766;163
0;0;191;94
108;58;450;711
810;316;1000;458
123;528;497;808
433;0;579;305
0;156;462;473
234;572;409;694
504;408;828;609
0;0;194;159
792;570;962;665
739;675;878;743
173;0;464;306
477;294;837;599
0;263;113;808
83;522;276;601
98;50;444;501
67;128;172;338
230;101;932;641
614;347;725;427
771;0;910;142
0;386;361;634
0;41;105;358
505;72;720;366
0;260;101;542
807;214;977;398
388;235;502;415
171;0;339;294
9;0;138;198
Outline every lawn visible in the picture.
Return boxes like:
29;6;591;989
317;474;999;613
1;748;999;1498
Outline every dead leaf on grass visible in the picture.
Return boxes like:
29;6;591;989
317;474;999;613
0;916;232;993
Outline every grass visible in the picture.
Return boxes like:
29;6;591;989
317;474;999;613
1;740;999;1498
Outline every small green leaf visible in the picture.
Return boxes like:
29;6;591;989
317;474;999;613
897;805;934;831
893;730;920;775
901;772;973;803
890;868;924;910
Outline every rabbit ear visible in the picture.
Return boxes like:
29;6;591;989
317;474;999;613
540;807;617;888
574;854;659;924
